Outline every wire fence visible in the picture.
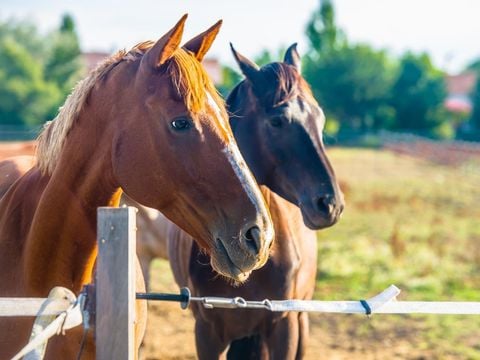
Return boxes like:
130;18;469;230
0;125;43;141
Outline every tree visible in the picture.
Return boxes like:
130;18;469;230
305;44;395;132
303;1;449;136
44;14;83;93
462;58;480;139
466;59;480;74
253;47;288;67
305;0;343;57
469;76;480;132
304;1;394;132
389;53;447;132
217;65;242;97
0;37;60;125
0;14;82;129
0;19;47;62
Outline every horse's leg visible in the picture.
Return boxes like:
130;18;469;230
135;258;148;360
266;313;299;360
296;312;309;360
227;335;267;360
195;319;229;360
138;253;152;291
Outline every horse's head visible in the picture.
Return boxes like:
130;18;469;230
108;17;273;282
228;44;344;229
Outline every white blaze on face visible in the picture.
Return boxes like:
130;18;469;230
206;91;274;250
222;144;274;248
304;103;326;155
206;91;230;136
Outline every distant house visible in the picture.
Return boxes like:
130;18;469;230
82;52;110;73
202;58;222;85
81;52;223;84
444;72;476;113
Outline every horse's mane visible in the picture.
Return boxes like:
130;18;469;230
36;42;225;175
258;62;316;109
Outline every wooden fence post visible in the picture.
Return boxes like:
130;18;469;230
96;207;136;360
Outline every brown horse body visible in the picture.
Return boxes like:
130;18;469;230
0;155;35;196
0;17;274;359
136;45;344;359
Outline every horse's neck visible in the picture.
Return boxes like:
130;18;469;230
261;187;305;268
22;134;119;295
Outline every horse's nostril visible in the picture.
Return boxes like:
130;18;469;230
315;195;334;215
244;226;261;254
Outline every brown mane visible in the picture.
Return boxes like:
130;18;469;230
258;62;316;108
36;42;225;175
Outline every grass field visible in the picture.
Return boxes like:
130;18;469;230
314;148;480;359
146;147;480;359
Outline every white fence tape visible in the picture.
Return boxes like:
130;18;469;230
0;298;72;317
193;285;480;315
0;287;84;360
1;284;479;360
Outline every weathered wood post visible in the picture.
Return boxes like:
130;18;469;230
96;207;136;360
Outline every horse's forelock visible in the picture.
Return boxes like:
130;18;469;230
167;48;226;117
258;63;316;109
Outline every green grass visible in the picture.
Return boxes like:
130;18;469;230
315;148;480;358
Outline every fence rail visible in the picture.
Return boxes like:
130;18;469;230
0;125;42;141
1;207;480;360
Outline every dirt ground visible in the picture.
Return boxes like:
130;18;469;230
142;260;438;360
0;141;35;160
144;304;430;360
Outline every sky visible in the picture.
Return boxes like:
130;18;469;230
1;0;479;73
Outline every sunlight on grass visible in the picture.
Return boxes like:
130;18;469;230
315;148;480;358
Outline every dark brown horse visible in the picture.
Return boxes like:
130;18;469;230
0;17;274;359
149;44;344;359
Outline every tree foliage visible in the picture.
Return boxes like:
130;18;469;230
303;0;448;136
0;37;60;125
305;44;395;132
390;53;447;131
0;14;82;127
469;76;480;131
304;0;394;133
44;14;83;93
305;0;342;56
464;58;480;138
217;65;242;97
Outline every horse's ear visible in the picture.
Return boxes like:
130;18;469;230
284;43;301;72
142;14;187;69
230;43;262;84
183;20;222;61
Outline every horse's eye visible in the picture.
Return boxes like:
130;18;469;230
269;116;283;128
171;118;192;131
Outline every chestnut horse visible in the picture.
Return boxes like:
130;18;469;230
0;16;274;359
136;44;344;359
0;155;35;196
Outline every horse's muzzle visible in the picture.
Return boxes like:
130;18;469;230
209;222;274;282
300;193;344;230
